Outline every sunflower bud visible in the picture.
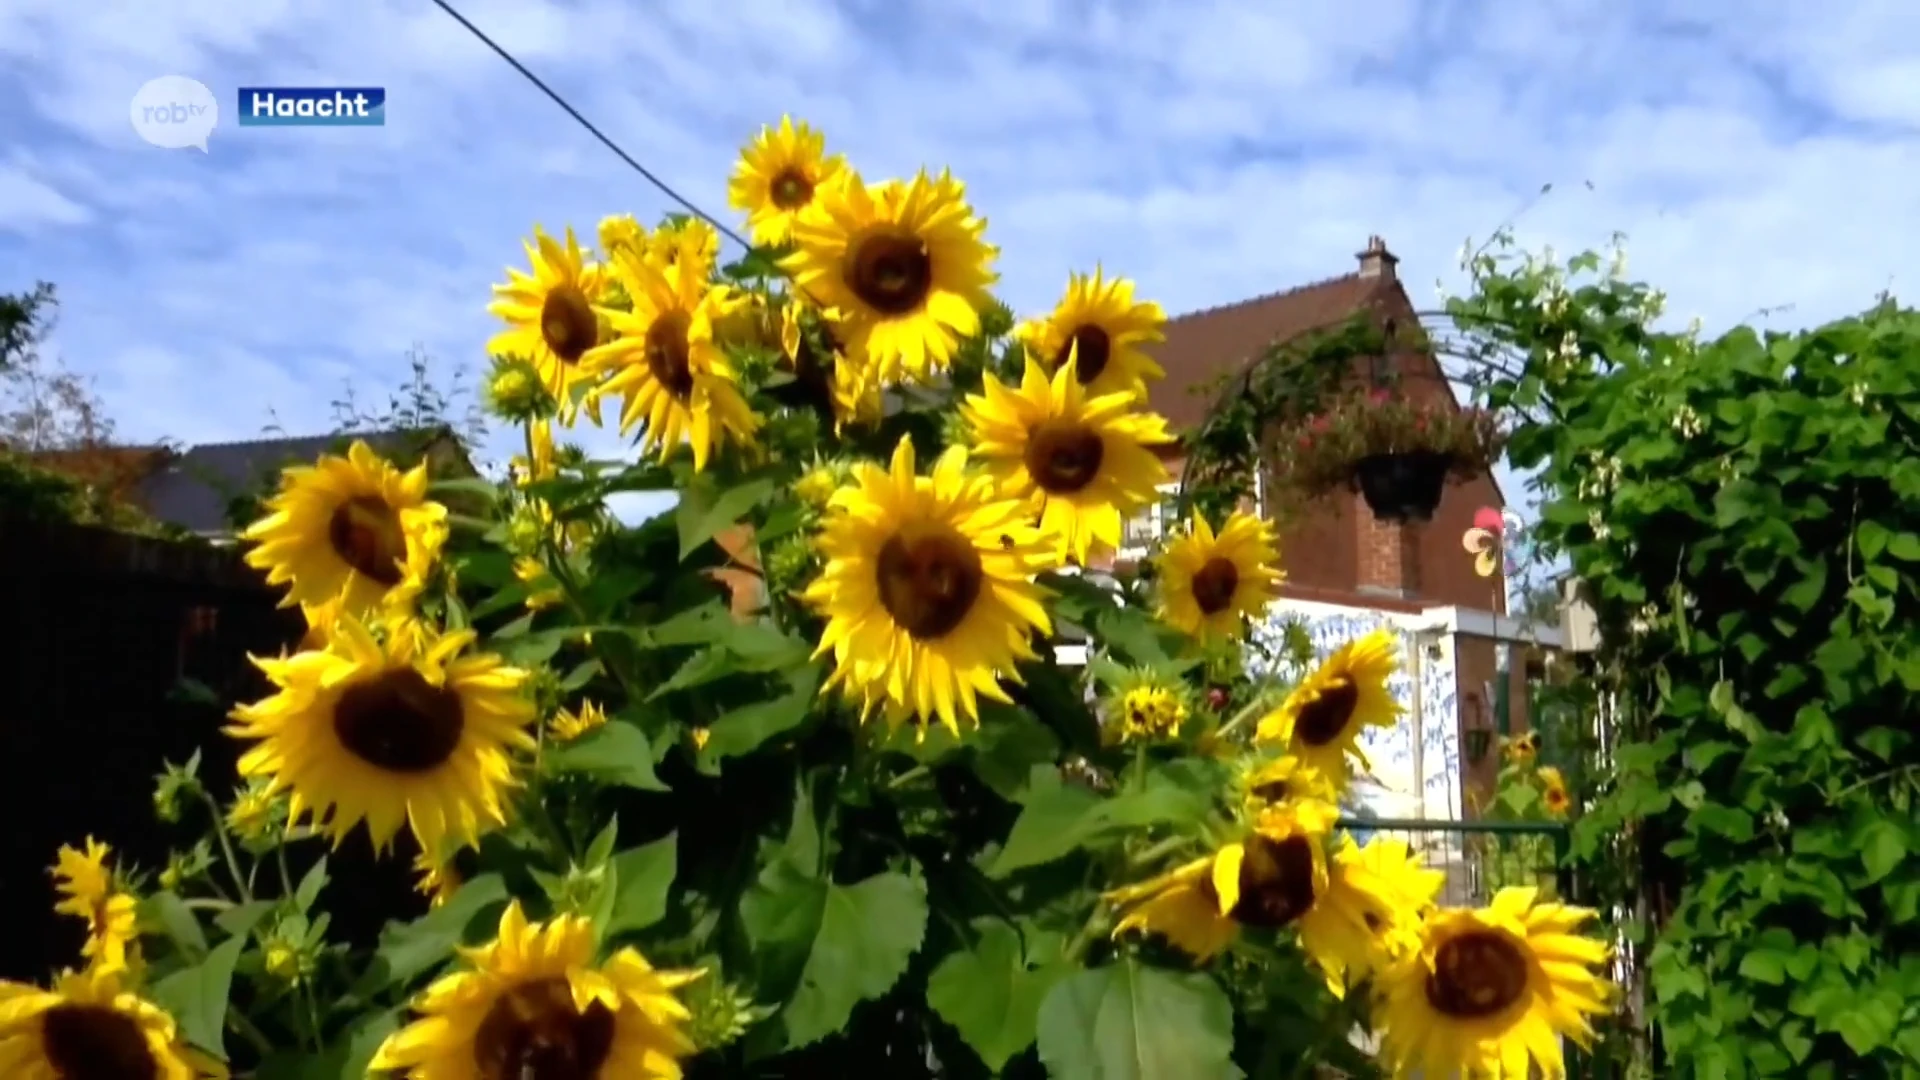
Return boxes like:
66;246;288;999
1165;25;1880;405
226;785;282;847
681;968;765;1053
505;504;549;556
764;532;815;596
485;356;554;423
151;755;202;824
261;927;318;986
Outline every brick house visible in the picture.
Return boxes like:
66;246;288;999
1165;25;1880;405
1114;236;1561;820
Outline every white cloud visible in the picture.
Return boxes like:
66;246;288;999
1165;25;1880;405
0;156;92;230
1;0;1916;519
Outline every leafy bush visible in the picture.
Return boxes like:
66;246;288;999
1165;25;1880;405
1449;235;1920;1076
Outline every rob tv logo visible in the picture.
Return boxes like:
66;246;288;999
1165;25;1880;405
129;76;219;151
238;86;387;127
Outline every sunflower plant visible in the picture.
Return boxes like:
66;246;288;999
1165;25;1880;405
14;117;1618;1080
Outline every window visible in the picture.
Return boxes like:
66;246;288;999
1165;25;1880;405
1118;483;1183;558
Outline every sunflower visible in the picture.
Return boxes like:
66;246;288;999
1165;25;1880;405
1294;834;1444;998
227;615;537;854
1014;268;1168;402
728;116;847;248
1108;800;1339;958
550;700;609;743
804;437;1055;736
780;302;881;431
242;440;447;618
1255;629;1402;781
0;965;221;1080
411;849;462;910
598;213;645;259
1538;766;1572;817
793;460;843;509
1113;685;1187;744
1503;730;1539;763
369;900;701;1079
1376;887;1612;1079
784;169;997;386
960;355;1173;564
583;253;761;473
1237;751;1340;810
50;839;138;975
488;226;610;425
1155;511;1285;644
297;596;346;652
225;786;279;842
515;557;564;612
648;217;722;279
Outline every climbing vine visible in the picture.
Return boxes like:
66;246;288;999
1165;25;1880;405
1443;234;1920;1076
1177;315;1386;525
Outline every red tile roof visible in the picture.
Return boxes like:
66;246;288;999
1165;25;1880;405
1145;272;1389;431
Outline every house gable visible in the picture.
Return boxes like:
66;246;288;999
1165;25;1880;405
1132;237;1507;613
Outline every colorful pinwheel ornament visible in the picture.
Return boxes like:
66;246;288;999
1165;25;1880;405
1461;505;1528;577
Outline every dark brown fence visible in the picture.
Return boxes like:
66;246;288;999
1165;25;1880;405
0;518;421;981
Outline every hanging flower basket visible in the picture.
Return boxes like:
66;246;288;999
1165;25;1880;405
1354;450;1452;523
1272;388;1507;521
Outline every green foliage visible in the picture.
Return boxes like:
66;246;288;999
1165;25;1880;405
1448;236;1920;1075
1178;314;1386;526
0;449;190;538
1275;386;1505;498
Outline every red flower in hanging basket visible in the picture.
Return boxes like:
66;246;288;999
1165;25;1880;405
1270;387;1509;514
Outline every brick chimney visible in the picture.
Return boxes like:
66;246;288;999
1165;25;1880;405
1355;508;1421;599
1356;235;1398;281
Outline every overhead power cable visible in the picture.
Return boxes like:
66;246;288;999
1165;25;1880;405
425;0;750;250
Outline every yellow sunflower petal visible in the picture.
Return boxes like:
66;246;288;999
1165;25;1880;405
960;354;1174;565
1154;509;1285;644
225;614;537;854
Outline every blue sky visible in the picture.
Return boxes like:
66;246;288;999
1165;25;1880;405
4;0;1919;536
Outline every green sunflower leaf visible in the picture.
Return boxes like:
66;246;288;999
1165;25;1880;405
149;932;246;1058
604;832;679;938
926;920;1069;1071
545;720;669;792
676;474;774;561
368;873;509;989
1035;959;1240;1080
739;866;928;1051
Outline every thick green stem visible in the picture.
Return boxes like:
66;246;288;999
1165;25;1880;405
197;791;254;904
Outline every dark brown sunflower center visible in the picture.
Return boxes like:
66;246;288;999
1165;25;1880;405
540;283;598;366
875;531;984;641
1189;557;1240;615
847;234;933;317
41;1003;158;1080
473;976;616;1080
1425;930;1530;1019
645;310;696;400
1295;680;1359;747
1055;324;1113;384
1227;834;1318;929
1249;780;1291;802
332;668;465;773
327;494;407;586
1024;420;1105;494
771;169;814;209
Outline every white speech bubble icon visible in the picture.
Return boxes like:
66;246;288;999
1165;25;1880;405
130;76;219;152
